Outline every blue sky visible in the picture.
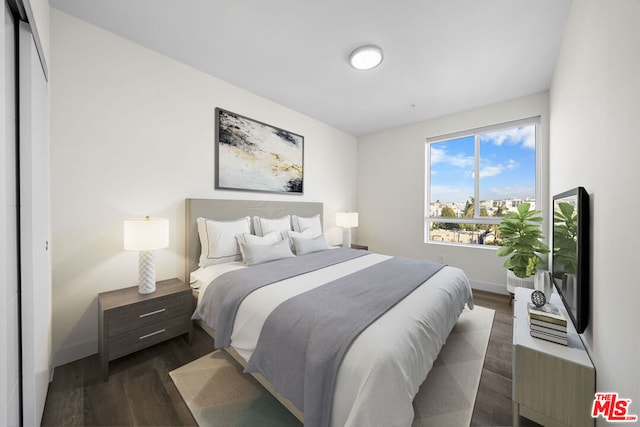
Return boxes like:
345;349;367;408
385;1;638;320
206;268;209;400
429;125;536;204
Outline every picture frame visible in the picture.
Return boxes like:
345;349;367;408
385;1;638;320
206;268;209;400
215;108;304;194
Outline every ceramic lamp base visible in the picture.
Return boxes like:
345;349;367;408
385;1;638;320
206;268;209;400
138;250;156;294
342;227;352;248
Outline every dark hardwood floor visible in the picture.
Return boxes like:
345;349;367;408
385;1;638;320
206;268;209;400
42;326;214;427
469;290;538;427
42;290;538;427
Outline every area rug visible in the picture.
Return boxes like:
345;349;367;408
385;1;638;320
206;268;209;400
170;305;494;427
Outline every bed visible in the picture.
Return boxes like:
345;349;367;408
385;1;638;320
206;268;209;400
186;198;473;427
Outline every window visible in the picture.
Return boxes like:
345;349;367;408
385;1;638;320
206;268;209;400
425;117;540;246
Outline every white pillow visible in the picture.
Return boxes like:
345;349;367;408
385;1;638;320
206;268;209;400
293;234;330;255
291;214;322;237
253;215;291;237
196;216;251;267
239;239;295;266
282;228;313;251
236;231;280;261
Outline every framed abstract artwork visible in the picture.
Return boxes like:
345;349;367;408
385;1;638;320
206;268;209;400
215;108;304;194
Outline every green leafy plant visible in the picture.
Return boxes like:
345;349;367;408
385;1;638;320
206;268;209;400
553;201;578;274
496;202;549;278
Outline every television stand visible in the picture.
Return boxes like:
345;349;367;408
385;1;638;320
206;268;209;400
512;287;595;426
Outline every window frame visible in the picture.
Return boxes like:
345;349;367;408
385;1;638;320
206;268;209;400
424;116;542;247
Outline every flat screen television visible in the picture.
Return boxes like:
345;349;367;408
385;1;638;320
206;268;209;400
552;187;590;333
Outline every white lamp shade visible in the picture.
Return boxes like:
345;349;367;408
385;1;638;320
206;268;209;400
124;217;169;251
336;212;359;228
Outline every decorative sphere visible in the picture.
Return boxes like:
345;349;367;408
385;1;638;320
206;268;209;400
531;290;546;307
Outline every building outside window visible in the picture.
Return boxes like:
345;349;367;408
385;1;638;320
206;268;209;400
425;117;540;246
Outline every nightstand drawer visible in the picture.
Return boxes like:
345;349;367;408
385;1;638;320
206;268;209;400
105;292;192;337
108;316;192;360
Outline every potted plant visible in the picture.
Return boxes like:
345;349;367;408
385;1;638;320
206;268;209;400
496;202;549;293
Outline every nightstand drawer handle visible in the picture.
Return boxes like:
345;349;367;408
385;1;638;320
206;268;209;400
139;308;166;318
139;329;166;340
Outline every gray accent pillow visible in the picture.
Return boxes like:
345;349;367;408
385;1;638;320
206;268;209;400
282;228;313;251
236;231;280;261
239;239;295;266
293;234;330;255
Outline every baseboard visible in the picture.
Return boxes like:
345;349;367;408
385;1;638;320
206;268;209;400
52;338;98;372
469;279;508;295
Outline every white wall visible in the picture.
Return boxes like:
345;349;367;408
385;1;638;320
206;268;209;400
550;0;640;419
357;92;549;293
50;10;358;366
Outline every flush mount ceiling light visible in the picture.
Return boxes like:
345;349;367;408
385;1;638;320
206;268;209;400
349;45;384;70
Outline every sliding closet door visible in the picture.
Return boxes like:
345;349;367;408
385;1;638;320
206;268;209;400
0;2;19;426
19;20;50;427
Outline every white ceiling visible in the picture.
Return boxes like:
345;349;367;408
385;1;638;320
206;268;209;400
49;0;571;136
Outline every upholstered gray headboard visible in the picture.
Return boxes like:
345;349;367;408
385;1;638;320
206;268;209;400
185;198;323;282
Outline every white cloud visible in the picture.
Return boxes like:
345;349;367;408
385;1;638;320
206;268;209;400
430;147;446;164
479;165;503;178
448;153;474;168
481;126;535;150
430;146;473;168
474;159;519;179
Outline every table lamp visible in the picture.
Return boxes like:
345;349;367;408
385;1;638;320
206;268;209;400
336;211;358;248
124;216;169;294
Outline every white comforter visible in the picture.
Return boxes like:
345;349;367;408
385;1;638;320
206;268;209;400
192;253;473;427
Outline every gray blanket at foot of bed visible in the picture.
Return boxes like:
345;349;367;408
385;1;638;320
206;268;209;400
245;256;445;427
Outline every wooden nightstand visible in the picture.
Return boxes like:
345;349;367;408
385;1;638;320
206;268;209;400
98;278;193;380
350;243;368;250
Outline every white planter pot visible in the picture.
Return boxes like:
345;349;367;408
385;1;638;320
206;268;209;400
533;270;553;300
506;269;534;294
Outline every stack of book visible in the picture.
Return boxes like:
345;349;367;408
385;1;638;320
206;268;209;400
527;302;568;345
